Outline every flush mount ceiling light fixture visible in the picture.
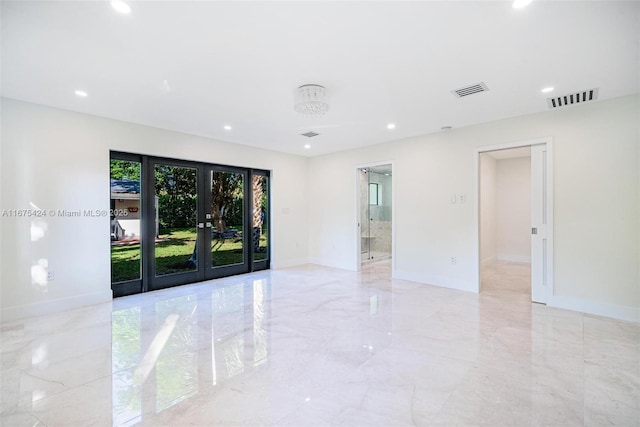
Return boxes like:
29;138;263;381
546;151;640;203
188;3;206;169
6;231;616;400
294;84;329;117
111;0;132;14
513;0;533;9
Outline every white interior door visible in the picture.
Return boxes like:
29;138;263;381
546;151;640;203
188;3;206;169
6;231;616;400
530;143;549;303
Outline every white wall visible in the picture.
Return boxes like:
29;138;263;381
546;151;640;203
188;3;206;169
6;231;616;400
3;95;639;323
479;154;497;265
308;94;640;321
0;98;310;321
496;157;531;263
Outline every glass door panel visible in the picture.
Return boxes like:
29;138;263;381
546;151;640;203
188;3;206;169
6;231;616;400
210;170;245;268
111;159;142;282
111;152;270;296
359;168;371;261
251;174;268;264
368;167;392;260
154;164;198;276
359;166;392;263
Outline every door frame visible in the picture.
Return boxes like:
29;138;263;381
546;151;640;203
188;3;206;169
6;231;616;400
472;137;554;301
354;160;395;272
143;156;206;292
111;151;270;297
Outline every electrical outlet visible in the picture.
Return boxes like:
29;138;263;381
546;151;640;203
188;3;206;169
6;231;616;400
450;257;457;264
458;194;466;204
47;271;54;281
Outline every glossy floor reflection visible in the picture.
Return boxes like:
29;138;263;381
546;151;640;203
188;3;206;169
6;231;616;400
1;261;639;426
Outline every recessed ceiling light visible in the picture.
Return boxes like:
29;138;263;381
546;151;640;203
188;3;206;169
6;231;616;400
74;90;88;97
541;87;554;93
512;0;533;9
387;123;396;130
223;125;232;131
304;144;311;149
111;0;132;14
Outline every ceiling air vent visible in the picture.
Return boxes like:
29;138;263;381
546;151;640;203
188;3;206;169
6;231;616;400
301;131;320;138
547;88;599;109
451;82;489;98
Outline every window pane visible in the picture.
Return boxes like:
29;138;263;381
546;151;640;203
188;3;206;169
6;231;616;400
154;165;198;276
111;159;142;283
211;171;244;268
252;175;268;261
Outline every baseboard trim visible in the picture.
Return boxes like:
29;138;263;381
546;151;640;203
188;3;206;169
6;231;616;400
548;295;640;323
496;255;531;264
271;257;310;269
308;257;357;272
392;270;476;293
0;290;113;323
481;255;496;266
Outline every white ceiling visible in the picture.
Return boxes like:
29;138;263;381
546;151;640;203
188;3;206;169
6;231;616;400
2;1;638;157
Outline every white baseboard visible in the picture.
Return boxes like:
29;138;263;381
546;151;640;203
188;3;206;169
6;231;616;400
481;255;496;266
393;270;476;293
308;257;357;272
0;290;113;323
496;255;531;264
271;257;309;269
548;295;640;323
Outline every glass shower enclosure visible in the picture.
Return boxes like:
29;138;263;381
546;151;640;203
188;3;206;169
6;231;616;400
359;165;392;262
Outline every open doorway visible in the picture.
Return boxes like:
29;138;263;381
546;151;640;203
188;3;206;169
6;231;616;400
476;139;553;304
479;147;532;297
358;164;392;264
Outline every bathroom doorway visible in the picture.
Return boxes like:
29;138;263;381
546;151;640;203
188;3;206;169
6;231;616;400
358;165;392;263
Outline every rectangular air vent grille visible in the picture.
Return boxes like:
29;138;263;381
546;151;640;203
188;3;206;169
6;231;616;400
451;82;489;98
547;88;599;109
301;131;320;138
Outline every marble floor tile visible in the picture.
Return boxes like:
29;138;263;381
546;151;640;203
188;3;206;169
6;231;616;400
1;260;639;426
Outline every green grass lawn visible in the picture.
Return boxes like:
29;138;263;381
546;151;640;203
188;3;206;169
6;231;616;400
111;227;268;283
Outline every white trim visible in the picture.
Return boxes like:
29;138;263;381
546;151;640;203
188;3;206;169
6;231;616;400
474;137;554;300
354;160;395;275
548;295;640;323
496;255;531;264
271;257;310;269
544;139;555;302
476;137;552;154
473;149;481;292
480;255;497;266
308;257;356;271
393;270;476;293
0;290;113;323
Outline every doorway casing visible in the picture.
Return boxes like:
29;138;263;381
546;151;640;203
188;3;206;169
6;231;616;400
473;137;554;302
354;161;395;272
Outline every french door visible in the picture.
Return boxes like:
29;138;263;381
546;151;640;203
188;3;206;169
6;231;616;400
110;152;270;297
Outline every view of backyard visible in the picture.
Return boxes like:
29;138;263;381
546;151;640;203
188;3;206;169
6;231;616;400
111;227;268;283
111;159;268;284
